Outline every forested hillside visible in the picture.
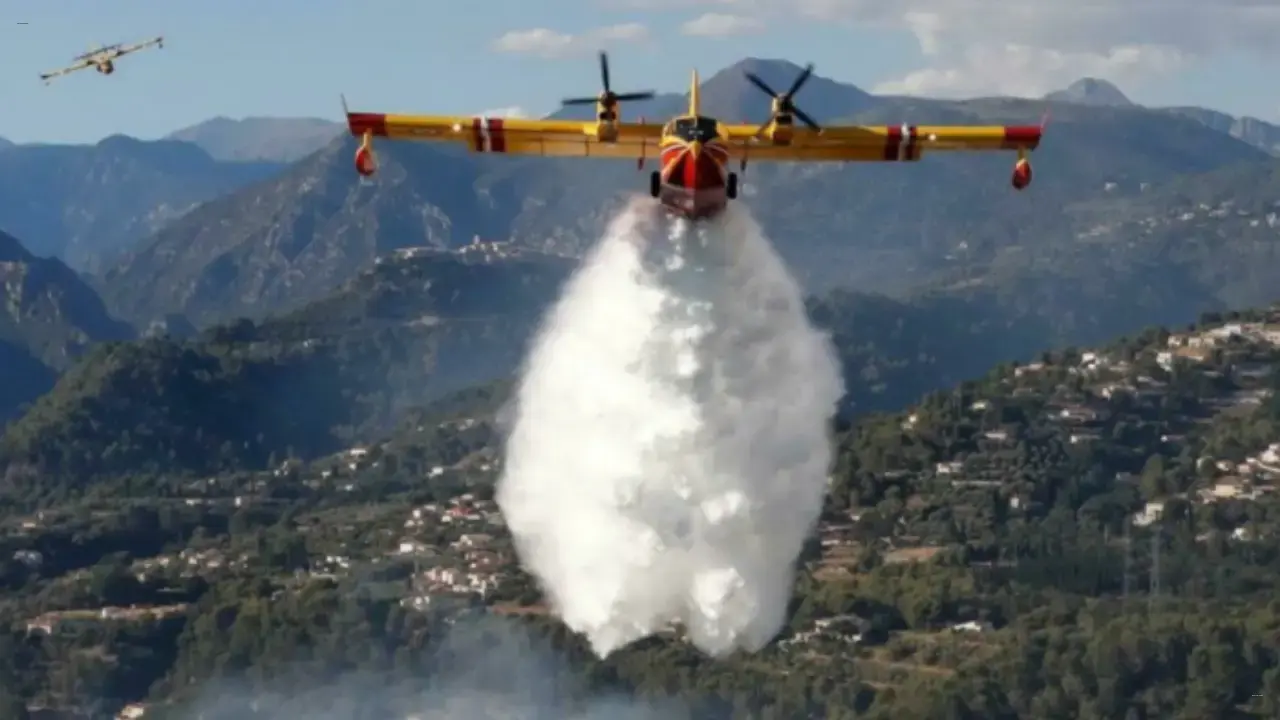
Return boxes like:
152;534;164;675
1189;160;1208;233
2;307;1280;717
0;276;1053;499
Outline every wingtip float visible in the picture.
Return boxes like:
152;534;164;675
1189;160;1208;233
40;35;164;85
343;55;1045;221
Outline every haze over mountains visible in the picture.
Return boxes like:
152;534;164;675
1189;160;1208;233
165;116;343;163
0;230;132;421
1044;77;1280;155
0;136;282;271
2;57;1280;427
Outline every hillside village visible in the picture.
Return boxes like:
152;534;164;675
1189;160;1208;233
1082;196;1280;243
6;308;1280;717
12;310;1277;648
379;237;568;266
1146;198;1280;232
818;308;1280;571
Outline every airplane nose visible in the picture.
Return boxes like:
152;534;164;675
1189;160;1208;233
668;140;723;193
689;143;723;191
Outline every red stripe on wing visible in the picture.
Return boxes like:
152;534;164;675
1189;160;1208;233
882;126;902;161
347;113;387;137
1002;126;1042;149
489;118;507;153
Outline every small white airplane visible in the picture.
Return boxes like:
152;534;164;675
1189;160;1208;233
40;36;164;85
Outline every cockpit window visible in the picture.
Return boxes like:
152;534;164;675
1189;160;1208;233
672;117;719;143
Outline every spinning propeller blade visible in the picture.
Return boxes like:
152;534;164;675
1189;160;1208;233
559;52;656;114
745;62;820;136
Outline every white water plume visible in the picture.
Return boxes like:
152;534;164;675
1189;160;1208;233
496;197;844;658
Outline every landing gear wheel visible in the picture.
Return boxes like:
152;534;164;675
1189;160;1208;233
727;172;739;200
649;170;660;198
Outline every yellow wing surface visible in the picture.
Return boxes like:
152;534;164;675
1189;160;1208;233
347;112;664;159
718;123;1043;162
349;112;1042;163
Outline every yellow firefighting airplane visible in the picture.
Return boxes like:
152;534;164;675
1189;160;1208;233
345;54;1044;220
40;36;164;85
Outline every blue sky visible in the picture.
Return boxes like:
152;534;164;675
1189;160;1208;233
1;0;1276;144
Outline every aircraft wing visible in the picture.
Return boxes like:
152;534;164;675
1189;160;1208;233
39;59;93;83
118;37;163;56
720;123;1043;162
347;112;665;159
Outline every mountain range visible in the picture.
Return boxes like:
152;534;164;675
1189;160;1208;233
0;136;284;271
4;57;1280;439
0;230;133;422
0;61;1274;298
93;60;1280;333
165;116;343;163
1044;77;1280;156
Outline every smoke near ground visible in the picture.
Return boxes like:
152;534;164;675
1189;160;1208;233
175;618;686;719
497;198;845;658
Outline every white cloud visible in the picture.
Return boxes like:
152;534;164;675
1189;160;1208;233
491;24;649;59
673;0;1280;97
873;43;1186;99
680;12;764;36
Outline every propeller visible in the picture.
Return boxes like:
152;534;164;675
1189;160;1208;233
560;52;655;118
744;62;820;136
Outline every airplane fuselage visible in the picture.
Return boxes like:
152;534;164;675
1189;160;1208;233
652;114;738;220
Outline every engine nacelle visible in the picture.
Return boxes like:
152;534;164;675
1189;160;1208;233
97;61;115;75
1011;158;1032;190
354;144;377;177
